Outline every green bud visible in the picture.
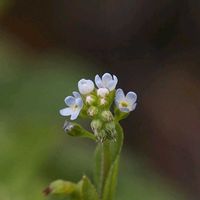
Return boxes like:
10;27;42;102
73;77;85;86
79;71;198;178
101;110;114;122
91;119;102;134
87;106;98;117
105;121;117;140
43;180;77;196
63;120;95;140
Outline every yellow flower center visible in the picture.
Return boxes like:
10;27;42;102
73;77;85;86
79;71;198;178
72;104;78;111
120;101;128;107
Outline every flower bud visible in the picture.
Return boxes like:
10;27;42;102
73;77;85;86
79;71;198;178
91;119;102;135
97;88;109;97
86;95;96;105
78;79;94;95
100;98;107;106
63;121;74;132
87;106;98;117
101;110;114;122
105;121;117;140
43;180;77;196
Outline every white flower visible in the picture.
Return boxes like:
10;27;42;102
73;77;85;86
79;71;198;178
97;88;109;97
95;73;118;91
115;89;137;112
78;79;94;95
60;92;83;120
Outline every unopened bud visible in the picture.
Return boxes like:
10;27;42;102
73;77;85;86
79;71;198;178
100;98;107;106
63;121;74;132
101;110;114;122
85;95;96;105
43;180;77;196
105;121;117;140
87;106;98;117
91;119;102;134
97;88;109;97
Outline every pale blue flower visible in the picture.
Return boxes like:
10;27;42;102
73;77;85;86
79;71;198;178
95;73;118;91
60;92;83;120
115;89;137;112
78;79;94;95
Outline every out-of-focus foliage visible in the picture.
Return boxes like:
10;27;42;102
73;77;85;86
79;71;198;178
0;0;13;14
0;36;187;200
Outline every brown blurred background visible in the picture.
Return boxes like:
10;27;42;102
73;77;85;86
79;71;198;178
0;0;200;199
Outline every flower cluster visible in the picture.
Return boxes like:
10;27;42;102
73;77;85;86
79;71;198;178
60;73;137;142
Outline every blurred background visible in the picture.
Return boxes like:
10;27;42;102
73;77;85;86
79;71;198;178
0;0;200;199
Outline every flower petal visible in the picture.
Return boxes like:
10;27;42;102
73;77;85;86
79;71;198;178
64;96;75;106
76;98;83;108
95;74;103;88
70;110;80;120
107;80;117;91
119;107;130;113
102;73;112;85
130;103;137;111
115;88;125;102
126;91;137;103
59;107;72;116
73;91;81;98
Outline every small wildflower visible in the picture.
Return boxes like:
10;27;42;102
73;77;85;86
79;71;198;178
95;73;118;91
78;79;94;95
115;89;137;112
60;92;83;120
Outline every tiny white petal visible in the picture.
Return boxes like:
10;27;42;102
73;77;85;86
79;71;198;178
95;75;104;88
102;73;112;85
115;89;125;102
126;92;137;103
65;96;75;106
70;111;80;120
76;98;83;108
108;75;118;91
60;107;72;116
130;103;137;111
73;91;81;98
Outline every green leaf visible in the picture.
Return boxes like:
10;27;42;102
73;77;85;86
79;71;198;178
81;176;99;200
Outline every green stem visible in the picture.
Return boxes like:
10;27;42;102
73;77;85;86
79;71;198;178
94;122;124;200
99;141;110;198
